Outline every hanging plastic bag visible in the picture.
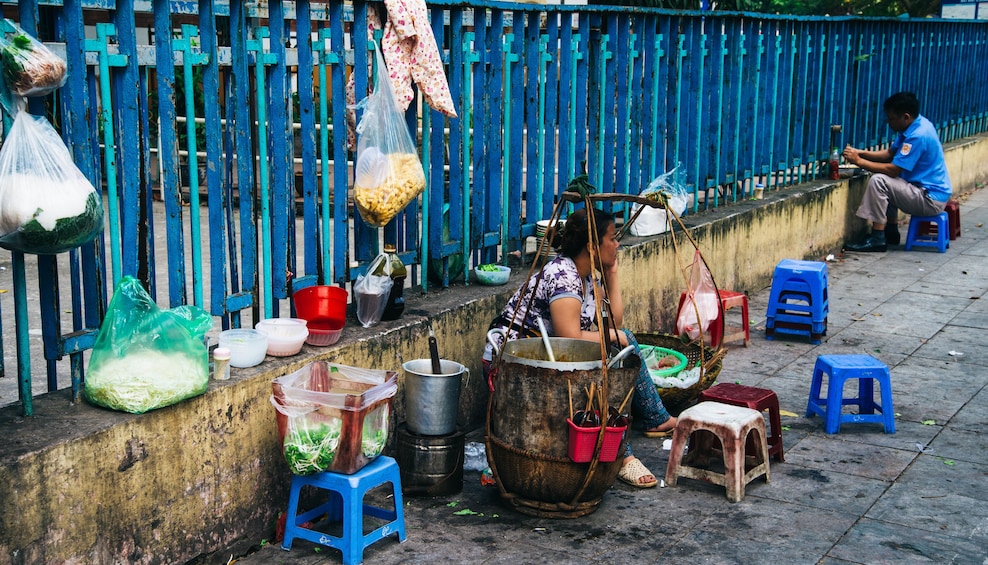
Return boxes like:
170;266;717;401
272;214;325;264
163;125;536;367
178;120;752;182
0;21;67;97
676;249;720;341
85;276;212;414
0;109;103;254
353;252;394;328
351;43;426;227
630;165;689;237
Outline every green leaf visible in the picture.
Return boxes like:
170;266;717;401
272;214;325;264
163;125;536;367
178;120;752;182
453;509;479;516
921;419;936;426
447;501;458;507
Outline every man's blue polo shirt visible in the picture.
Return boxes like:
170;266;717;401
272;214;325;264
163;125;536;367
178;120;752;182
890;115;952;202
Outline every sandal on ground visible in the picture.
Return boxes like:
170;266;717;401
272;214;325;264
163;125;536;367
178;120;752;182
617;457;658;488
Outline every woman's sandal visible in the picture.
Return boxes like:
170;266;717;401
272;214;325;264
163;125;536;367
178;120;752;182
617;457;658;488
643;417;678;438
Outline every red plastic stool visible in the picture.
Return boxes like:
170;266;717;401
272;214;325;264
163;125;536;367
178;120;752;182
678;290;750;348
698;383;784;461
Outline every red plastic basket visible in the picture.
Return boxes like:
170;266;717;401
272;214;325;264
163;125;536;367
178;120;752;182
567;418;627;463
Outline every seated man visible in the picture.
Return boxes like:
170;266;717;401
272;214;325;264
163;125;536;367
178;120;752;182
841;91;952;252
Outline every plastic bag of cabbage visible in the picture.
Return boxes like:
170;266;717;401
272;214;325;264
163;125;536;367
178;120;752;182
85;276;212;414
0;110;103;254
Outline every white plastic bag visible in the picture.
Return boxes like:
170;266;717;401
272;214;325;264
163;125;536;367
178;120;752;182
0;110;103;254
353;253;394;328
676;249;720;341
630;165;689;237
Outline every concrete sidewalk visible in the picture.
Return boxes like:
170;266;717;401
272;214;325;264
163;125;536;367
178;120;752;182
229;187;988;565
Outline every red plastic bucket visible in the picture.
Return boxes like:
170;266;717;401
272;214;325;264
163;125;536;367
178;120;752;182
294;285;348;327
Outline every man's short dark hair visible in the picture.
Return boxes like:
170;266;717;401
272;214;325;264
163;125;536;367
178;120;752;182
884;92;920;117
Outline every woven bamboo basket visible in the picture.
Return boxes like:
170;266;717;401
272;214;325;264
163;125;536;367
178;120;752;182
637;333;725;416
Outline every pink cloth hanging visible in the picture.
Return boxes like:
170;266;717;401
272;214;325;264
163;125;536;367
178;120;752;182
347;1;456;116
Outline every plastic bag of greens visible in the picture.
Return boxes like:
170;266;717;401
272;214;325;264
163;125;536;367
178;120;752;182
271;361;397;474
0;20;67;97
0;109;103;254
351;42;425;227
85;276;212;414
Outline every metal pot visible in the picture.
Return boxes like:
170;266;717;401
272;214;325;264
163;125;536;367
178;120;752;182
487;328;603;371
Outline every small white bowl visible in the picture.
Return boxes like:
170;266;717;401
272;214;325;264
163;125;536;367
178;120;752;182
218;329;268;368
255;318;309;357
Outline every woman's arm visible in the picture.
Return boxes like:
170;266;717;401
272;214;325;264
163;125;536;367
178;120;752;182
549;297;628;346
602;262;624;328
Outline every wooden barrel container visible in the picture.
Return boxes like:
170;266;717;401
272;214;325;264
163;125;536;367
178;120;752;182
485;336;639;518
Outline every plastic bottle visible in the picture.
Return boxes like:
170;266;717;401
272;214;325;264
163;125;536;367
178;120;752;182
213;347;231;381
829;147;841;180
375;244;406;320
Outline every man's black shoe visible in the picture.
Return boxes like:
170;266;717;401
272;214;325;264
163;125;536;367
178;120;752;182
885;226;901;246
844;232;887;253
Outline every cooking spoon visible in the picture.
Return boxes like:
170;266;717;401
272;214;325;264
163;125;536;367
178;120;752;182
536;317;556;363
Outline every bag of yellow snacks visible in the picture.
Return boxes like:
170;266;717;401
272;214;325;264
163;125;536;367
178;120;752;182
352;43;426;227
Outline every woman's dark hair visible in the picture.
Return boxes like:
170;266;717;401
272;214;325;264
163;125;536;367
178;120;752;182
884;92;920;117
551;208;615;258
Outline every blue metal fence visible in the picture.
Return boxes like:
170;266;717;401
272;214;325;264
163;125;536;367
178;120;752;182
1;0;987;415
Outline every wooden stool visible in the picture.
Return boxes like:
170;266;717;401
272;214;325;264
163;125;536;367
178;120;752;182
665;402;770;502
698;383;784;461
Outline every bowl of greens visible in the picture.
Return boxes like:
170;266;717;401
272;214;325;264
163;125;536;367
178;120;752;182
475;264;511;286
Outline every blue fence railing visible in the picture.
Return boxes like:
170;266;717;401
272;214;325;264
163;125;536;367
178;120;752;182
1;0;987;415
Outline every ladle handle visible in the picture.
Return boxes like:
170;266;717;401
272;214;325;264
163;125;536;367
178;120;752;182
606;344;636;369
486;328;506;356
536;317;556;363
429;329;442;374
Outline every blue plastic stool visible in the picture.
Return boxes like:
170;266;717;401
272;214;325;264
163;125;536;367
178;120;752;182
766;259;829;344
806;355;896;434
282;456;407;564
904;212;949;253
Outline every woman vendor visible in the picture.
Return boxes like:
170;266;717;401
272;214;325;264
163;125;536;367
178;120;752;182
482;207;676;488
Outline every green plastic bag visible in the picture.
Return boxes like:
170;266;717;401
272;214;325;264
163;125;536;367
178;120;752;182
85;276;212;414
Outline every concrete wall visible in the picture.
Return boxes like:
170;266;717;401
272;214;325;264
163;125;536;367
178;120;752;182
2;133;986;565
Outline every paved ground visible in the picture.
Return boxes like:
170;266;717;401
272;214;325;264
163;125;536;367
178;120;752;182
228;186;988;565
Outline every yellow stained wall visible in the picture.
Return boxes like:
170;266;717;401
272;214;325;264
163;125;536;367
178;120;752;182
1;133;986;565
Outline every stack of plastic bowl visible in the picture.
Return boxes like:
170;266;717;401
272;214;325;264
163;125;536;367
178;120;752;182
536;218;565;238
255;318;309;357
294;285;348;346
218;329;268;368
